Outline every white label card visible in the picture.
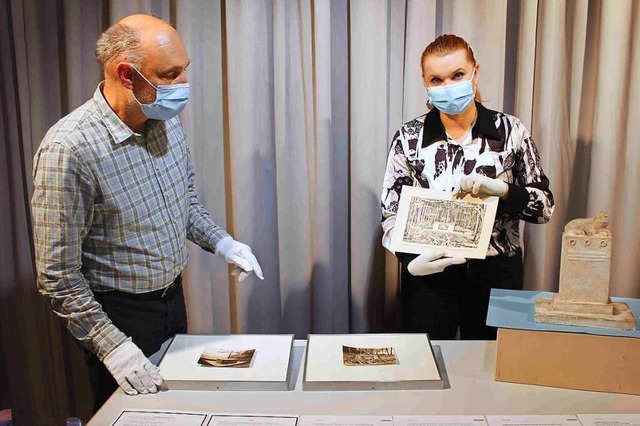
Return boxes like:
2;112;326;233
485;415;580;426
299;416;393;426
577;414;640;426
393;415;487;426
111;410;208;426
208;415;300;426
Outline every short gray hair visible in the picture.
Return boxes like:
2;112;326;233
95;23;143;72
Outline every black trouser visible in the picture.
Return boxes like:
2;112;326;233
400;252;523;340
85;276;187;413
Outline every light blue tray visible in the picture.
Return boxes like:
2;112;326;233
487;289;640;338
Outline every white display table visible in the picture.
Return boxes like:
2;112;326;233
88;340;640;425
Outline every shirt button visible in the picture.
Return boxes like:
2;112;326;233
172;218;177;224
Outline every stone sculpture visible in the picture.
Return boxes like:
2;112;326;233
535;212;637;330
564;211;611;236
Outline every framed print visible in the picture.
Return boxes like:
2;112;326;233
303;334;445;391
158;334;295;391
390;186;499;259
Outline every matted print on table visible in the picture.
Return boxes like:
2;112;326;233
303;334;443;391
158;334;294;391
390;186;499;259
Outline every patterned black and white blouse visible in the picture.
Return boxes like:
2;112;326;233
381;102;554;258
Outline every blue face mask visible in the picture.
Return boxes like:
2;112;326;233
426;69;476;115
132;67;190;121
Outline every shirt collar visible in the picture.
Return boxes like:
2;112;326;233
93;82;136;144
421;101;501;148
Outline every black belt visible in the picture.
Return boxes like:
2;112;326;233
106;274;182;301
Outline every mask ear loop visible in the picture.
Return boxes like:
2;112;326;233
424;81;434;110
130;66;160;108
426;96;433;110
131;66;158;90
471;64;479;100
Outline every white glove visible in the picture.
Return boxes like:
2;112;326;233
455;173;508;197
102;339;163;395
407;250;466;276
215;236;264;281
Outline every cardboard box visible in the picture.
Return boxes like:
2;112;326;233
495;328;640;395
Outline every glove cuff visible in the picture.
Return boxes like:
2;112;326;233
103;338;133;369
499;183;529;216
214;236;234;257
396;251;419;269
495;179;508;197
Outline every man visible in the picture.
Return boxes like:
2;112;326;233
31;14;262;412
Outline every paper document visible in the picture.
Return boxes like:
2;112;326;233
577;414;640;426
208;415;299;426
390;186;498;259
485;415;580;426
393;415;487;426
111;410;208;426
299;416;393;426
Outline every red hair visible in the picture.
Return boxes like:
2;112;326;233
421;34;476;67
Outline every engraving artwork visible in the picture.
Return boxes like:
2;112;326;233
402;196;486;249
197;348;256;368
390;186;499;259
342;346;398;366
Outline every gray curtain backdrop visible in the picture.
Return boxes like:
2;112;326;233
1;0;639;424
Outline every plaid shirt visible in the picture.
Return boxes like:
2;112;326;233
31;84;229;359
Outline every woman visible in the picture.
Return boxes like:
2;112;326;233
381;34;554;340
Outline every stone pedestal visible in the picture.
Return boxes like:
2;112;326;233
535;233;636;330
554;233;613;314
